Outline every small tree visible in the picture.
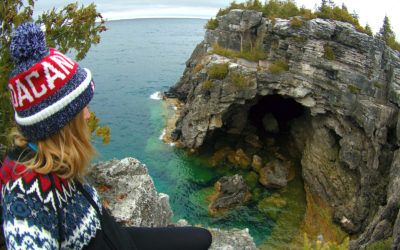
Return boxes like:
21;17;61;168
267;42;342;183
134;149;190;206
378;15;400;51
0;0;108;151
379;15;395;41
365;24;373;36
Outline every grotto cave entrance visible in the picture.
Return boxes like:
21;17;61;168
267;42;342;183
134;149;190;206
205;94;309;158
201;94;310;245
203;93;310;164
248;94;306;134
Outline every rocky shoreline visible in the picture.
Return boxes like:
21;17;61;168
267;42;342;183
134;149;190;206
165;9;400;248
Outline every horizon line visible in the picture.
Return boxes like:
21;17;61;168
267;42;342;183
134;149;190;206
104;16;211;22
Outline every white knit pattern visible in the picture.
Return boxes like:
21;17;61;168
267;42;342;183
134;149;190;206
4;219;57;249
62;203;101;249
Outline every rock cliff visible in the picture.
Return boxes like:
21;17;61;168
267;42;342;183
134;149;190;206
166;9;400;248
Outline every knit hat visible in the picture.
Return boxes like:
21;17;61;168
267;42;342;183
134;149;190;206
8;22;95;141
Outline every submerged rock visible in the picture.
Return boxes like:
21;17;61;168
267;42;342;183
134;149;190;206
209;174;250;215
257;193;287;220
259;159;289;189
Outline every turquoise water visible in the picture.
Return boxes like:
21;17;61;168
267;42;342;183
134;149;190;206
82;19;305;246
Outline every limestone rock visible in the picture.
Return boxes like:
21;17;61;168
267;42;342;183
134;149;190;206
89;158;173;227
208;228;257;250
209;174;250;215
245;133;263;148
233;148;251;168
259;160;289;189
251;154;263;172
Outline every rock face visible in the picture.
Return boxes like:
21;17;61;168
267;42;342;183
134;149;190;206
167;9;400;248
209;174;250;215
89;158;173;227
89;158;257;249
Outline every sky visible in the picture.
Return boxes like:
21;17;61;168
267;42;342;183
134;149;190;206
32;0;400;39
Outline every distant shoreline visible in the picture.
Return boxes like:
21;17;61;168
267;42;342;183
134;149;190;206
104;16;210;22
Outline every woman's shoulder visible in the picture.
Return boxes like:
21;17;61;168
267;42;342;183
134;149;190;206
1;155;70;195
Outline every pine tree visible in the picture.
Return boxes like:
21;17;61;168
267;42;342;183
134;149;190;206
379;15;395;41
365;24;373;36
319;0;328;11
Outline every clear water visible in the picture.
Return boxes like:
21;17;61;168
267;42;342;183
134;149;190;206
81;19;306;247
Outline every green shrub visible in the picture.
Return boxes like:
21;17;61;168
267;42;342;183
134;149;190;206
211;42;267;62
271;39;280;50
231;72;255;87
348;85;359;94
386;36;400;52
201;80;214;90
239;39;268;61
269;59;289;73
205;18;219;30
292;36;307;43
323;45;335;60
374;82;383;88
290;17;303;28
211;43;236;58
193;63;204;74
366;237;392;250
300;7;317;20
208;63;229;80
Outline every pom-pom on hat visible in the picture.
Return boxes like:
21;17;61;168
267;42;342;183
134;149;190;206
8;22;95;141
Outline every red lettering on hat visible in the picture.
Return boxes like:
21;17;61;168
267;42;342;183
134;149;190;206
9;48;78;111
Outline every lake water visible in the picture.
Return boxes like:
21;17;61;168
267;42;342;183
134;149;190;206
81;18;305;247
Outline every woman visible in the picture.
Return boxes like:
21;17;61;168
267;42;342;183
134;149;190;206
1;22;212;250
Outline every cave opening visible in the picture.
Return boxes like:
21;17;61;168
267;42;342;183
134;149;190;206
248;94;306;133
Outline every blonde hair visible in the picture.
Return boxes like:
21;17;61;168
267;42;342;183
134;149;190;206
10;109;96;180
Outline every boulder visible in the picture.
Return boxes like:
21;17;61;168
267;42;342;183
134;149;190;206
234;148;252;168
259;160;289;189
209;174;250;215
89;158;173;227
262;113;280;134
251;154;263;172
245;133;263;148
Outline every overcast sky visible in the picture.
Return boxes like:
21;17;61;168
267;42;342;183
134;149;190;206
33;0;400;39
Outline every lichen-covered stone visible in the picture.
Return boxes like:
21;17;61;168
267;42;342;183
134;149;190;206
89;157;173;227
